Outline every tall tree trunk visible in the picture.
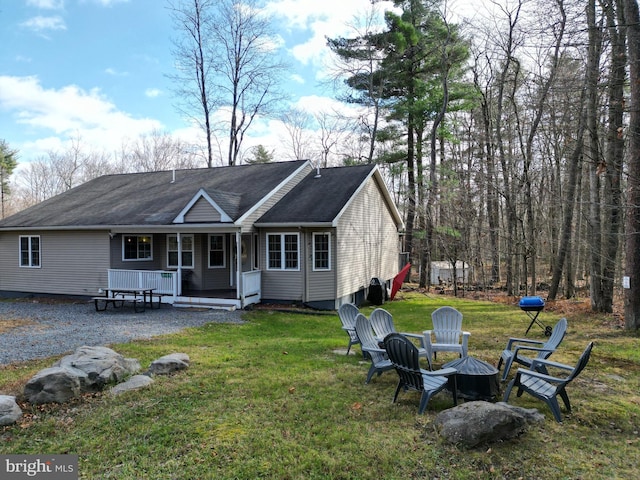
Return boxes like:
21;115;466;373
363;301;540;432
624;0;640;330
600;0;627;313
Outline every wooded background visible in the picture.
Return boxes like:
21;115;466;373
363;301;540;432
2;0;640;327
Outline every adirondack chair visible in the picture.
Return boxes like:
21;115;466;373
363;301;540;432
369;308;429;363
354;314;394;384
383;333;458;414
497;317;568;381
423;306;470;370
338;303;361;355
503;342;594;422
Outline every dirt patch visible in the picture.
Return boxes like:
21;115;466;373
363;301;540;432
0;319;36;334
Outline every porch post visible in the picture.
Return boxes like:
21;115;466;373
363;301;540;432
236;231;242;301
177;232;182;296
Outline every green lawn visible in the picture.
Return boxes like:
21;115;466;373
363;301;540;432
1;291;639;479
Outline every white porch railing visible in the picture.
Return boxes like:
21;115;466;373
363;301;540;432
108;269;177;295
241;270;261;306
107;268;261;307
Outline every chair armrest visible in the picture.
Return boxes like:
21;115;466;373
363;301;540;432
512;345;555;356
505;337;544;350
515;368;566;384
341;326;355;332
423;367;457;377
362;345;386;355
530;357;573;372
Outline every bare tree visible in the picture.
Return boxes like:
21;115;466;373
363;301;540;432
119;130;201;172
280;108;314;160
209;0;288;165
168;0;217;167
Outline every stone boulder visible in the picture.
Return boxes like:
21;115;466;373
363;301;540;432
53;346;141;391
24;367;83;404
148;353;190;375
434;401;544;448
0;395;22;425
110;374;155;396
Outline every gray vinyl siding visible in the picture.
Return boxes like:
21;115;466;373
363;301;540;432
335;176;400;298
0;230;110;296
240;164;313;231
184;198;222;222
305;229;336;302
110;233;164;270
259;229;304;301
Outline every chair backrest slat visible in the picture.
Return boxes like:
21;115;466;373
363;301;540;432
384;333;423;391
431;306;463;344
538;318;568;360
370;308;396;339
355;314;387;365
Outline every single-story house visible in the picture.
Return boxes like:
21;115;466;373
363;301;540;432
430;261;472;285
0;160;404;310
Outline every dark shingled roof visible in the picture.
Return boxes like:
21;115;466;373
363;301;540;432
256;163;377;225
0;160;309;228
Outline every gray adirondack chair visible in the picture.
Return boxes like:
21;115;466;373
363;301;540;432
354;314;394;384
423;306;470;370
369;308;429;363
383;333;458;414
497;317;568;381
338;303;361;355
503;341;594;422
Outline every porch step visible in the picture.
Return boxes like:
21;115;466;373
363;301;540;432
172;301;237;311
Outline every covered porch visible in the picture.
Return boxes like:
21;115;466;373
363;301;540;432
107;268;261;310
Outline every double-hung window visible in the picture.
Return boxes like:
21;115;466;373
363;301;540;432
167;234;194;268
312;232;331;271
267;233;299;270
208;235;225;268
123;235;152;261
19;235;41;267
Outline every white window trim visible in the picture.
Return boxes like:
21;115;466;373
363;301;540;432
19;235;41;268
266;232;300;271
312;232;331;271
167;234;194;269
208;234;226;269
122;235;153;262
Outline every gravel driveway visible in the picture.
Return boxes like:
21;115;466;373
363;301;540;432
0;299;244;365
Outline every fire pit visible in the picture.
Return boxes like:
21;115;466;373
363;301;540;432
442;356;500;401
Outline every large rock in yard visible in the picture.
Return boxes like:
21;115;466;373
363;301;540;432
53;346;141;391
0;395;22;425
110;374;154;396
434;401;544;448
148;353;190;375
23;367;83;404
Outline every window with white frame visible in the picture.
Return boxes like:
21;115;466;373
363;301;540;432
267;233;299;270
19;235;41;267
208;234;225;268
167;234;194;268
123;235;152;261
313;232;331;271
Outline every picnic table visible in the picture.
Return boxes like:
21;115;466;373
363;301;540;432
92;288;158;312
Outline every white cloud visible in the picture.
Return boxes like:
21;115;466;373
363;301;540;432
290;74;305;84
145;88;162;98
105;67;129;76
266;0;394;77
0;75;163;158
21;15;67;33
26;0;64;9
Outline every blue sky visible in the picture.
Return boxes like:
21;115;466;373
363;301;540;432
1;0;477;166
